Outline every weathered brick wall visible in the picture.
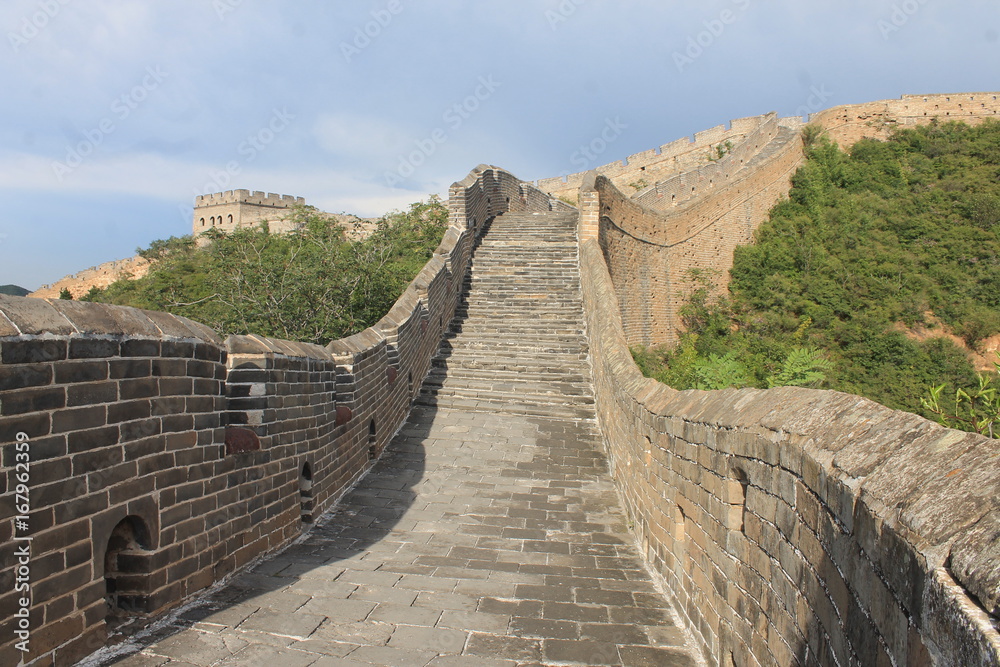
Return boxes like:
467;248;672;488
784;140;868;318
593;93;1000;350
0;164;548;666
449;164;570;235
632;113;784;211
0;298;229;665
538;113;775;203
810;93;1000;147
592;123;805;348
578;237;1000;667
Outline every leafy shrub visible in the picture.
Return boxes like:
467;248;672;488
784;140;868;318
87;198;449;345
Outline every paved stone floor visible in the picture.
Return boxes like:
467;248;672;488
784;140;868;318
97;407;700;667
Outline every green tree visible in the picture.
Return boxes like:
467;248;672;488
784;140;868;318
87;198;449;345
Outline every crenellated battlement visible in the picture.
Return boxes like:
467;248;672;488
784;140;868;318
539;93;1000;205
194;190;306;208
192;190;311;237
536;112;778;202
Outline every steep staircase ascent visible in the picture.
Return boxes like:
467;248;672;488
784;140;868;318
417;210;596;421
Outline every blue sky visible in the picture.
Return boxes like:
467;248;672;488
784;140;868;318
1;0;997;290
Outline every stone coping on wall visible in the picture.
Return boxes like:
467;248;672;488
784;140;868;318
577;227;1000;664
0;294;222;344
592;125;802;249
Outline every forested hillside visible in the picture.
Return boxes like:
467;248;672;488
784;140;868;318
635;119;1000;432
84;198;449;345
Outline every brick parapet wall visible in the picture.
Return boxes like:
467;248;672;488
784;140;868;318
594;125;805;348
0;296;228;665
537;113;777;202
194;190;305;208
448;164;571;237
810;93;1000;147
0;164;545;666
541;93;1000;207
578;238;1000;666
632;113;781;211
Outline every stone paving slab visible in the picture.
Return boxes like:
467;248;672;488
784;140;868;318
95;407;700;667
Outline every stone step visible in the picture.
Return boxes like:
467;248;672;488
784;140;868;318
422;374;594;400
458;293;581;301
444;327;587;339
428;365;591;384
433;352;591;373
441;340;588;351
413;394;596;421
464;285;579;290
464;272;579;279
456;303;582;312
447;323;584;336
454;306;582;315
440;335;588;350
466;267;579;274
418;389;595;413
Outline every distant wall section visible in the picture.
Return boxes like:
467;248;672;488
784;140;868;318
811;92;1000;146
538;113;777;204
588;124;804;348
584;92;1000;349
31;256;152;300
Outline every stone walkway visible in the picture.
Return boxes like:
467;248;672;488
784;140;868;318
94;212;701;666
101;409;697;667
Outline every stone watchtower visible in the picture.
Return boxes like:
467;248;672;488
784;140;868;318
193;190;306;236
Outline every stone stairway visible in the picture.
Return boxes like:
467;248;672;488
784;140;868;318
91;207;701;667
417;210;596;421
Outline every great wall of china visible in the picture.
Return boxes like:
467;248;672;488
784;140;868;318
2;93;999;666
31;192;375;300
